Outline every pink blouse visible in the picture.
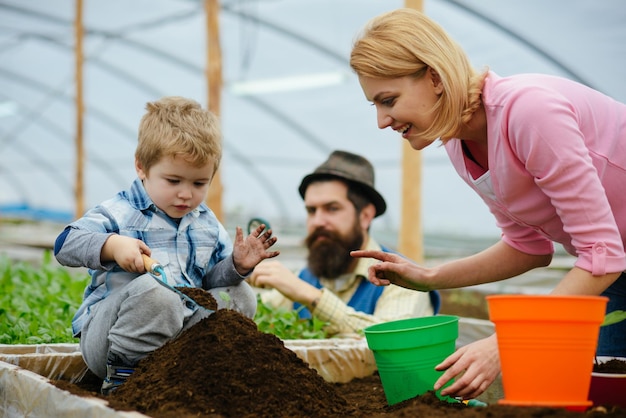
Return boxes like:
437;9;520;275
445;72;626;275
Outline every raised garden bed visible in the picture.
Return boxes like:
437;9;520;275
1;310;623;418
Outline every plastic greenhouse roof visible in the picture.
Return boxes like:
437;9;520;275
1;0;625;238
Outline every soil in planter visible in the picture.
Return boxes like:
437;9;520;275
52;288;625;418
593;358;626;374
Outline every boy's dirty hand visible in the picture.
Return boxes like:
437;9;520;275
233;224;280;275
102;234;151;274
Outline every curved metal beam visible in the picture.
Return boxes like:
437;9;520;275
220;4;349;65
0;66;137;151
440;0;596;90
242;95;332;155
0;91;129;187
0;154;31;203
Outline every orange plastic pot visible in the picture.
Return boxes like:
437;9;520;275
487;295;608;411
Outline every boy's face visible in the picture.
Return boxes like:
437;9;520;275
136;155;215;219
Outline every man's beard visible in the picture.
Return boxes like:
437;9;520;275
305;221;364;279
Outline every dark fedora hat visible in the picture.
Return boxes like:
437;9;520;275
298;150;387;217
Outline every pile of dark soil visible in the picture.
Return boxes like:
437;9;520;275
54;307;625;418
108;309;350;417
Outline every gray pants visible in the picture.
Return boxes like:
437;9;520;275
80;274;257;378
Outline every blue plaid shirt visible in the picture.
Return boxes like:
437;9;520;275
54;178;241;336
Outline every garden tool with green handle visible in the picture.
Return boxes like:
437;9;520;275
247;217;271;236
141;254;214;314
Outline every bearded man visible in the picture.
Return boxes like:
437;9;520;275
248;150;439;336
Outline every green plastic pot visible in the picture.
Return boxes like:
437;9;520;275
364;315;459;405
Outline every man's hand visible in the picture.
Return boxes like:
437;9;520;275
232;224;279;275
248;260;321;305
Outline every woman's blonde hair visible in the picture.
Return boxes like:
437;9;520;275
136;96;222;174
350;8;487;142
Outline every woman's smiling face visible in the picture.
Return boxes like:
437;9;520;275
359;70;443;150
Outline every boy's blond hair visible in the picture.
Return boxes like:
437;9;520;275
136;96;222;175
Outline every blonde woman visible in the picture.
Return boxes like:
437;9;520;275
350;8;626;400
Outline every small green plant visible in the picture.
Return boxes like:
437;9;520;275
254;295;330;340
601;310;626;327
218;291;232;309
594;310;626;368
0;251;85;344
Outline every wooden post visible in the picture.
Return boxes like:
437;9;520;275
398;0;424;263
205;0;224;222
74;0;85;219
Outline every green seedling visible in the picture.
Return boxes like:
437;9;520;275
254;295;330;340
601;310;626;327
219;291;232;309
594;310;626;367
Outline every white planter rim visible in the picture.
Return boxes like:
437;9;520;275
592;356;626;377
